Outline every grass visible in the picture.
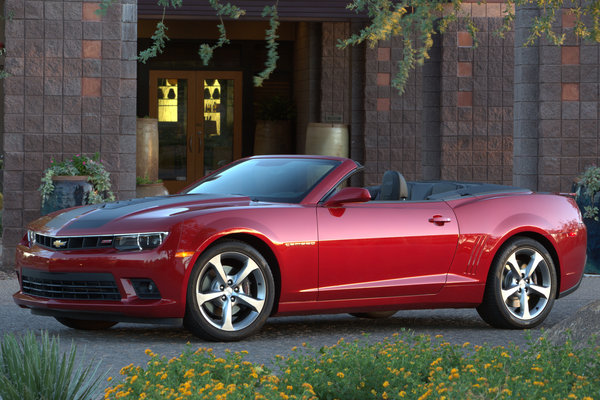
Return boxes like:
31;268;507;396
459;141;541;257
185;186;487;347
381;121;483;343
0;331;105;400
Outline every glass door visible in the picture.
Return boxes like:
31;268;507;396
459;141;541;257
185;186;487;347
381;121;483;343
149;71;242;193
197;72;243;176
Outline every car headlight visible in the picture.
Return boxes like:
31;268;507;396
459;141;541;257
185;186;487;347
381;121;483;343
114;232;168;251
27;230;36;247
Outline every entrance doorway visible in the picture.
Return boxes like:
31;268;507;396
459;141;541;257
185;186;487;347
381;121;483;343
149;71;243;193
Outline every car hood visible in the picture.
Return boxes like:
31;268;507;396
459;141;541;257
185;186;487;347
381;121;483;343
29;194;254;236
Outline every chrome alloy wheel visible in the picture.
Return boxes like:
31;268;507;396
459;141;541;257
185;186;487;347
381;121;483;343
195;251;267;332
500;246;552;321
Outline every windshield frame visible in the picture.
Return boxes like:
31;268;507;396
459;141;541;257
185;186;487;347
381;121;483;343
183;156;343;204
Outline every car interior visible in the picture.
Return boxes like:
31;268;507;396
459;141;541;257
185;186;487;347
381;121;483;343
365;170;529;202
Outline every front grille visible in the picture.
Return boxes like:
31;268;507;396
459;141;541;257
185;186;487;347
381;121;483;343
34;233;114;250
21;268;121;301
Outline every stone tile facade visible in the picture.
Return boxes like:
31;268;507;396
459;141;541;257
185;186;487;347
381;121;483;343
3;2;600;270
2;0;137;267
440;17;514;185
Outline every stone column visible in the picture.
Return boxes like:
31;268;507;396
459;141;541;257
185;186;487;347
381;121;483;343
513;5;540;190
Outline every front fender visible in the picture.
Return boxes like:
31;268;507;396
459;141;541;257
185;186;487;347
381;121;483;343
175;206;320;307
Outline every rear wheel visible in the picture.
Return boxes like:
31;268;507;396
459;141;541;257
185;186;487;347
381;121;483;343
477;237;556;329
349;311;396;319
184;240;275;341
55;318;117;330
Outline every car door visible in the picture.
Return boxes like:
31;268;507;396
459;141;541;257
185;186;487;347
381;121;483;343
316;200;459;301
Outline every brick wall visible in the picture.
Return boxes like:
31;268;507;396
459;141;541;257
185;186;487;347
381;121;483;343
515;6;600;192
362;38;423;187
2;0;137;269
439;16;514;185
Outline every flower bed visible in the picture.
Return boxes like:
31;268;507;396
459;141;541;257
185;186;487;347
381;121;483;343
105;331;599;400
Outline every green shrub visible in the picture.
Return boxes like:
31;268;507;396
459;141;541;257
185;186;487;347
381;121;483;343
107;331;600;400
0;331;105;400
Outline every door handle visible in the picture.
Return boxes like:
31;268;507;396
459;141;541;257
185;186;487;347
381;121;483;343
188;136;193;152
429;215;451;225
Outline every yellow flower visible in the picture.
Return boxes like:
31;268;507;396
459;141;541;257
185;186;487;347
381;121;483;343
130;375;138;384
183;369;195;379
107;376;113;382
398;391;406;397
383;381;389;388
337;372;345;379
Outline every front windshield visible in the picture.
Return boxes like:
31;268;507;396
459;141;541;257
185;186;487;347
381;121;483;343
185;158;341;203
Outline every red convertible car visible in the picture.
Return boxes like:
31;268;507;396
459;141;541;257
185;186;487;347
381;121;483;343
14;156;587;341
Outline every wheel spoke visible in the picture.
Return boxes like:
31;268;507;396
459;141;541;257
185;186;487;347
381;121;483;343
233;258;259;286
528;284;551;299
196;291;223;306
519;290;531;319
505;253;521;277
236;293;264;313
208;254;229;285
525;252;544;279
220;298;234;331
501;285;520;303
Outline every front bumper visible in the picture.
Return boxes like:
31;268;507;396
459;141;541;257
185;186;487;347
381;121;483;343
13;243;189;320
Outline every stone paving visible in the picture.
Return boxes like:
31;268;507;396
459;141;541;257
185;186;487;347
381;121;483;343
1;275;598;391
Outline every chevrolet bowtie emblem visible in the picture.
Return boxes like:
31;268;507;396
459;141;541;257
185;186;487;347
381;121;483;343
53;239;67;248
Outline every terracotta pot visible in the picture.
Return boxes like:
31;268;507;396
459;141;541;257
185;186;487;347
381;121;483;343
42;176;93;215
305;123;349;158
136;118;159;182
136;183;170;198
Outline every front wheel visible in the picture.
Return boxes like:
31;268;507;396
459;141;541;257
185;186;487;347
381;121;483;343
477;237;557;329
184;240;275;341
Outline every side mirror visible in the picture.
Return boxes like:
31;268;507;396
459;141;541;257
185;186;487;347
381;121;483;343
324;187;371;207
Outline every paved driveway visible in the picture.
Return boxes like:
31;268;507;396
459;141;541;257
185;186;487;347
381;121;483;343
1;276;598;385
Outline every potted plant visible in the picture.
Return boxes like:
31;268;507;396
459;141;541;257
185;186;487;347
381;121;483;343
39;153;115;215
136;175;169;198
575;165;600;274
253;96;294;155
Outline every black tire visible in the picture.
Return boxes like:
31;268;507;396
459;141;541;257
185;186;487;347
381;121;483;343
55;317;118;330
477;237;557;329
349;311;396;319
184;240;275;341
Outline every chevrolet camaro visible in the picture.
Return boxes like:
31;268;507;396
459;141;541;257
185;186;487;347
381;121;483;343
13;155;587;341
